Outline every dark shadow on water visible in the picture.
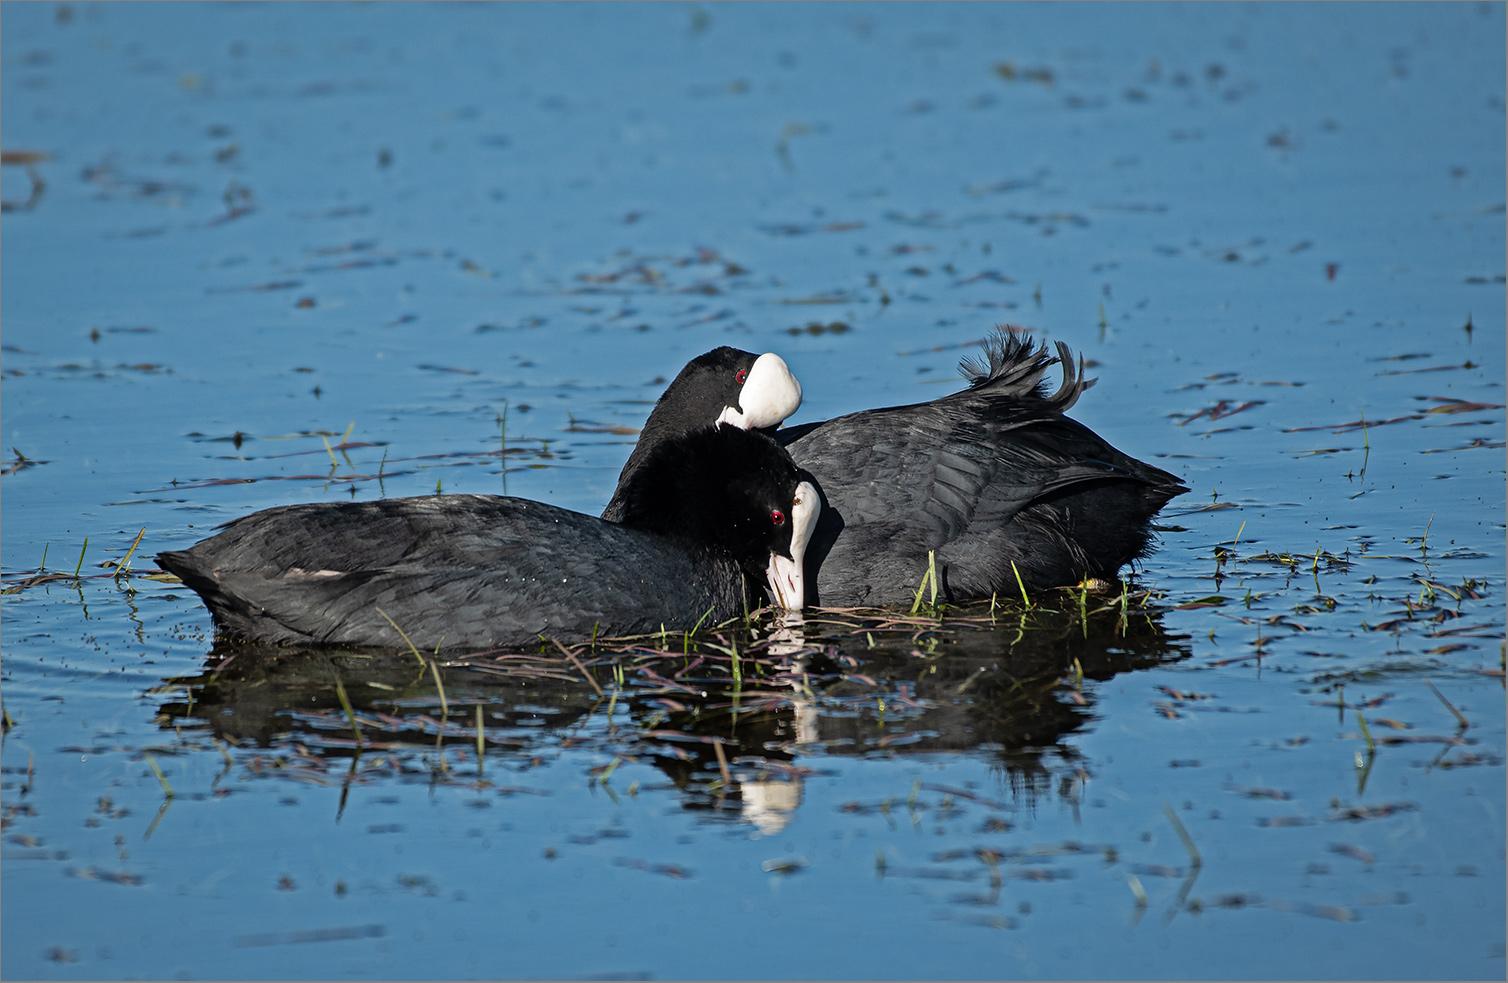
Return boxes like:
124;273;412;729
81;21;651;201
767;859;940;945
153;596;1191;828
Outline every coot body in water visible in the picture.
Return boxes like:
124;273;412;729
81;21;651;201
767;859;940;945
159;425;819;650
780;334;1187;605
603;332;1187;606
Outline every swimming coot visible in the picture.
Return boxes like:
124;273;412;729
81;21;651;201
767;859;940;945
779;332;1188;605
602;346;801;523
158;425;819;650
602;331;1187;606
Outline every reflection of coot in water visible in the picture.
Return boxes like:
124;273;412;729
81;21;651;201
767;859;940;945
154;643;603;750
154;604;1188;820
158;425;818;650
629;604;1192;812
847;607;1193;798
604;332;1188;606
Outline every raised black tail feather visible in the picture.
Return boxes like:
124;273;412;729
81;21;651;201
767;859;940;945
959;331;1095;414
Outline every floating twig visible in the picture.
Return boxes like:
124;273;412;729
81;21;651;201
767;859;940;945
375;607;427;666
333;676;363;744
1162;804;1201;868
428;660;449;717
555;639;603;697
712;740;733;787
1011;560;1031;608
1357;710;1375;753
909;551;940;616
474;705;485;775
1423;678;1468;731
115;528;146;578
144;753;175;799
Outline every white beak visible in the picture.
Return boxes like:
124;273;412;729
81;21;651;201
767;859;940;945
766;479;819;610
716;352;802;430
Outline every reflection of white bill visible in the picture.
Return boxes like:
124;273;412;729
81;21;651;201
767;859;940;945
768;610;807;655
771;628;820;746
740;777;803;835
739;622;818;834
793;693;819;747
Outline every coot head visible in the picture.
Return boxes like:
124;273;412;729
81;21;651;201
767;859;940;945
655;346;802;432
602;346;802;523
616;423;819;609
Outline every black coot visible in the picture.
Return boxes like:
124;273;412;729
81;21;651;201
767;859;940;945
780;333;1188;605
158;425;820;650
603;332;1187;606
602;346;801;523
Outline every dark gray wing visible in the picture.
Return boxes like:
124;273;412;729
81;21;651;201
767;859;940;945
780;337;1186;605
159;495;744;649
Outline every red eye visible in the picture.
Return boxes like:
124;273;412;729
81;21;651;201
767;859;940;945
770;509;785;526
736;369;748;384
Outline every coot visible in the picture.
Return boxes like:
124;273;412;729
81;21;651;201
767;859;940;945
159;425;819;650
780;333;1187;605
602;346;801;522
603;332;1187;606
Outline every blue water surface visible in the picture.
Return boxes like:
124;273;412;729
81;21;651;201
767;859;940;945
3;3;1504;980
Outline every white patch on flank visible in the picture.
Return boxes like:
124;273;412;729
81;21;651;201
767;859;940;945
716;352;802;430
766;479;819;609
286;567;345;579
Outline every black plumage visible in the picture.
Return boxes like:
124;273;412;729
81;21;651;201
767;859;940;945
602;346;801;523
159;425;817;650
780;333;1187;605
603;331;1187;606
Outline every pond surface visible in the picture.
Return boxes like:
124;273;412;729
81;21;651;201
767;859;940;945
2;2;1504;979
